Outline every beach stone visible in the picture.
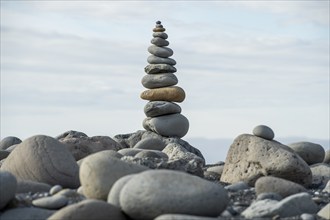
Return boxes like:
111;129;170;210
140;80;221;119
225;181;250;192
58;134;122;161
1;135;80;188
242;192;318;218
79;150;148;200
143;114;189;138
301;213;316;220
162;143;202;162
120;170;229;220
317;203;330;219
323;150;330;163
148;45;173;58
252;125;275;140
142;73;178;89
114;130;146;149
32;195;68;209
144;64;176;74
153;27;165;32
255;176;307;198
0;136;22;150
155;214;220;220
0;171;17;210
133;136;166;151
49;185;62;195
0;207;55;220
288;142;325;165
256;192;283;201
107;174;135;208
144;101;181;117
141;86;185;103
16;180;51;193
220;134;312;187
3;144;18;152
147;55;176;65
0;150;10;160
55;130;87;139
135;150;168;160
151;37;169;46
153;32;168;39
206;165;224;175
48;199;126;220
323;180;330;193
310;163;330;188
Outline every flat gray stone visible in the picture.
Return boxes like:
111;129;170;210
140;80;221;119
133;137;167;151
310;163;330;188
143;113;189;138
317;203;330;219
32;195;68;209
221;134;312;187
49;185;62;195
147;55;176;65
242;192;318;218
288;142;325;165
253;125;275;140
79;150;148;200
225;181;250;192
148;45;173;58
17;180;51;193
144;101;181;117
155;214;220;220
255;176;307;198
153;32;168;39
120;170;229;220
206;165;224;175
117;148;144;157
1;135;79;188
151;37;169;46
256;192;283;201
0;207;55;220
144;64;176;74
0;171;17;210
0;136;22;150
48;199;126;220
142;73;178;89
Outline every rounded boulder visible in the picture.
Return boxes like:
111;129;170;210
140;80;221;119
288;142;325;165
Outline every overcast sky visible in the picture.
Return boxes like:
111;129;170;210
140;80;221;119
1;1;329;152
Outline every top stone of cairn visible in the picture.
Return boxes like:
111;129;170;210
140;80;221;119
153;21;166;32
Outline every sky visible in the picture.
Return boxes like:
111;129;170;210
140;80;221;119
1;1;329;162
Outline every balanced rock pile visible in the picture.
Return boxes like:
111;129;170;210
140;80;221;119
141;21;189;138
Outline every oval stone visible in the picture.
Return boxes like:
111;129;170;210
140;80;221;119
144;64;176;74
0;171;17;209
253;125;275;140
142;73;178;89
144;101;181;117
120;170;229;220
143;113;189;138
147;55;176;65
133;137;167;151
0;136;22;150
32;195;68;209
151;37;169;47
153;32;168;39
148;45;173;58
288;142;325;165
153;27;166;32
140;86;185;103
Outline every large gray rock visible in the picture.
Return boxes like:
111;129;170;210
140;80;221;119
133;136;167;151
0;207;55;220
17;180;51;193
220;134;312;187
255;176;307;198
143;114;189;138
310;163;330;188
242;192;318;218
148;45;173;58
147;55;176;65
48;199;126;220
144;101;181;117
120;170;229;220
288;142;325;165
142;73;178;89
114;130;146;149
0;171;17;210
79;150;148;200
0;136;22;150
1;135;80;188
58;133;122;160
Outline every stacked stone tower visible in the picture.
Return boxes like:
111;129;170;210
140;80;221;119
140;21;189;138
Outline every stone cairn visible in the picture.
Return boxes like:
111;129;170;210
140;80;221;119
140;21;189;138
